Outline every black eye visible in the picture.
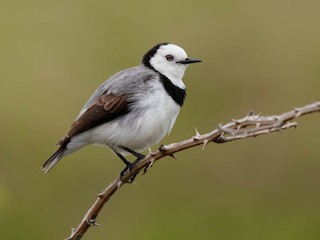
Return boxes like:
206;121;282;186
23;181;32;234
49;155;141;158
166;55;174;61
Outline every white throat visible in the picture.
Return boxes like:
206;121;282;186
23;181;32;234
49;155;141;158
154;63;186;89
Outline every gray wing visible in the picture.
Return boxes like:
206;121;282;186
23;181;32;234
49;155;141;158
57;65;158;146
76;65;156;120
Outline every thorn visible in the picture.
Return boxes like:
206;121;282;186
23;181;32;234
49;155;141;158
293;107;302;117
150;158;155;166
117;180;122;189
217;123;224;131
194;127;201;136
86;219;94;226
230;118;240;124
93;222;103;227
86;218;99;227
168;153;177;160
97;192;104;198
143;159;155;175
65;228;76;240
193;127;202;140
202;139;210;151
218;124;236;135
215;133;225;143
70;227;76;234
228;117;241;124
148;148;157;156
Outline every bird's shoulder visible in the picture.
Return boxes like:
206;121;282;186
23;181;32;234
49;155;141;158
78;65;159;116
106;65;160;91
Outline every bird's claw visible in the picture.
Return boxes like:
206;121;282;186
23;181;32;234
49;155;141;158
120;155;145;183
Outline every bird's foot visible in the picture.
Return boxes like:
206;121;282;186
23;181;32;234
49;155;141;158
120;164;136;183
120;154;145;183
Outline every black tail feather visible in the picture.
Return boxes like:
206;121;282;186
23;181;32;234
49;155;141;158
42;146;65;173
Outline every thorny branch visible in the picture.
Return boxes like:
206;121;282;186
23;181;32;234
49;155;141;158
66;102;320;240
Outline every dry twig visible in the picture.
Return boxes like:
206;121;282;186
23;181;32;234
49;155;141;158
66;102;320;240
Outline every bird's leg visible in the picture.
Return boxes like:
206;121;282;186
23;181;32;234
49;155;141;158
114;151;131;167
115;146;145;182
114;151;132;177
119;146;145;160
114;147;144;182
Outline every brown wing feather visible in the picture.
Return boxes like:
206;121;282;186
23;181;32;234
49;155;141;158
58;93;129;146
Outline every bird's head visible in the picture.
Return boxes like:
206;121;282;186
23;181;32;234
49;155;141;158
142;43;201;87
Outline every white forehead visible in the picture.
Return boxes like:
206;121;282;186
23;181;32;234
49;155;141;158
157;44;188;59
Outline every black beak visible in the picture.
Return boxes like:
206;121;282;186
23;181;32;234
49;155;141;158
177;58;202;65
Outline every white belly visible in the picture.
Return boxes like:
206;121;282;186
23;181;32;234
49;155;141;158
67;85;181;155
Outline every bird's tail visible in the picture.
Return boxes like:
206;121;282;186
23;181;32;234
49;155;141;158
42;146;66;173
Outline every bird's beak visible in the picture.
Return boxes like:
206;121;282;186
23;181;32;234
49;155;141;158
177;58;202;64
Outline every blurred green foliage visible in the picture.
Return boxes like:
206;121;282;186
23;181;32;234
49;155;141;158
1;0;320;239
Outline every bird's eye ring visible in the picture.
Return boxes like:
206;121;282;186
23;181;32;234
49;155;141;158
166;55;174;61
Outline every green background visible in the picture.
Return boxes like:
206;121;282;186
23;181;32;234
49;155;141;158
1;0;320;239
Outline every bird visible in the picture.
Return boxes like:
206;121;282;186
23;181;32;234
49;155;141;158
42;43;201;174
